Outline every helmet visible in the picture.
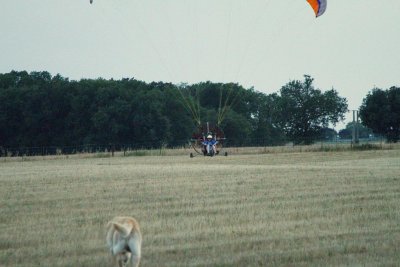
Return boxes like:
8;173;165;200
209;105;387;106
207;135;212;139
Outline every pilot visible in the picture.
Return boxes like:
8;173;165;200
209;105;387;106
202;134;218;156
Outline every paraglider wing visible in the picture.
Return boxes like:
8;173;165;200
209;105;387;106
306;0;327;17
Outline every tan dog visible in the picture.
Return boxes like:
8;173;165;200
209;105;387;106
106;216;142;267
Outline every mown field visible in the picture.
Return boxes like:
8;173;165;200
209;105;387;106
1;149;399;266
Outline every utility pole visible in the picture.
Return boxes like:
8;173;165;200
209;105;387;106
352;110;359;145
356;110;360;144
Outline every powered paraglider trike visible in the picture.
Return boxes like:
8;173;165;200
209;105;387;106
189;123;227;158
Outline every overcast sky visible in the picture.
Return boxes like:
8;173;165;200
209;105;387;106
1;1;399;128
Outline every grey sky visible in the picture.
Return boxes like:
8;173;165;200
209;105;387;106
1;1;399;127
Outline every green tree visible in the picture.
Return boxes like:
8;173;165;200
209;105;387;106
243;90;285;146
276;75;348;144
359;86;400;142
220;110;252;146
163;84;194;146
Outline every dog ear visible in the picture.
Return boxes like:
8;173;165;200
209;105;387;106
111;222;133;237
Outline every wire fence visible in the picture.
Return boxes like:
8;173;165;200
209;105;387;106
0;136;389;158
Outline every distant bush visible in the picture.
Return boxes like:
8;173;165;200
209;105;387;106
352;143;382;150
125;150;149;157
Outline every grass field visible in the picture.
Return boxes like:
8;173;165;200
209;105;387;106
1;149;399;266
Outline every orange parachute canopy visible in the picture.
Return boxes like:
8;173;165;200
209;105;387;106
307;0;327;17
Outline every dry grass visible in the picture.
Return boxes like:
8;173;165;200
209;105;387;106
1;149;399;266
2;142;398;162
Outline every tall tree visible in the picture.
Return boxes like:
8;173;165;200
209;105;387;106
243;90;285;146
276;75;348;144
359;86;400;142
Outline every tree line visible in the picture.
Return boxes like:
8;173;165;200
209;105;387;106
0;71;398;153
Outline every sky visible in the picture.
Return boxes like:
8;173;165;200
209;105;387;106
1;1;400;128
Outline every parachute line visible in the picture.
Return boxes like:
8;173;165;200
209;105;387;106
177;86;201;126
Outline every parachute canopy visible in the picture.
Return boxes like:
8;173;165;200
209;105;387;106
307;0;327;17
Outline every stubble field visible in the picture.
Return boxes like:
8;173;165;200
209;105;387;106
1;149;399;266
